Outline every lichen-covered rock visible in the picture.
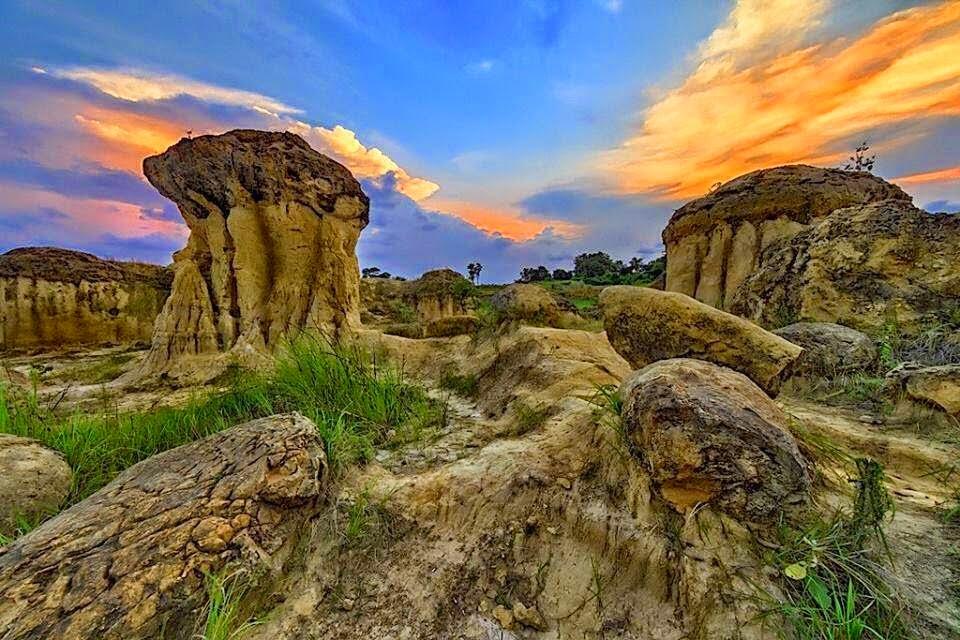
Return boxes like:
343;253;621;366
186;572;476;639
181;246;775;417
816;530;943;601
600;286;802;395
620;358;811;520
138;130;369;377
0;435;71;532
0;413;326;640
490;284;577;327
885;362;960;415
0;247;171;351
729;201;960;333
663;165;908;310
774;322;877;377
424;314;480;338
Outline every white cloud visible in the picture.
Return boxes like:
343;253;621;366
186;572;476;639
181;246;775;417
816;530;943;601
466;59;496;74
50;66;303;116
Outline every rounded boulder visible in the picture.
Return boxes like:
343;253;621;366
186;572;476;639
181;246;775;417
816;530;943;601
620;358;811;521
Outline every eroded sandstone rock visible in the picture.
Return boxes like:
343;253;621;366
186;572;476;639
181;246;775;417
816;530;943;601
490;283;577;327
729;200;960;333
774;322;877;377
600;286;802;395
0;247;171;351
662;165;910;310
620;358;811;520
138;130;369;377
0;434;72;532
361;269;473;328
0;413;326;640
424;314;480;338
885;362;960;416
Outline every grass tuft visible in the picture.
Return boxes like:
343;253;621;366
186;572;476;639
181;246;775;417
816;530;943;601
763;458;907;639
197;569;261;640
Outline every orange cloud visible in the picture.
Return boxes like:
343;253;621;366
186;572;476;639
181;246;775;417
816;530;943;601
427;198;583;241
895;165;960;185
289;122;440;201
600;1;960;199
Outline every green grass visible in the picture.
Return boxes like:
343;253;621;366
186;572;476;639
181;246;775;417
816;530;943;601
43;352;137;385
0;334;443;519
507;401;549;436
439;369;479;398
197;570;261;640
340;484;395;547
763;459;908;640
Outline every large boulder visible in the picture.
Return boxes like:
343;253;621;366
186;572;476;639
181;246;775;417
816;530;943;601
490;284;577;327
600;286;802;395
424;314;480;338
137;130;369;377
885;363;960;416
774;322;877;377
730;200;960;333
0;413;326;640
663;165;909;310
620;358;811;521
0;248;171;351
0;434;72;532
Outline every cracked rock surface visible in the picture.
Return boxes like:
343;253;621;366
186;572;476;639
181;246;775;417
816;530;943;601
0;413;326;640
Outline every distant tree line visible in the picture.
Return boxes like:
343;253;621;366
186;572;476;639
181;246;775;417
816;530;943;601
518;251;665;286
361;267;406;281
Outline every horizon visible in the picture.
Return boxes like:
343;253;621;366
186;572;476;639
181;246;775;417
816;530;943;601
1;0;959;282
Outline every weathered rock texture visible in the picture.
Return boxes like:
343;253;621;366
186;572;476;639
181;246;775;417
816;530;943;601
139;130;369;375
490;283;577;327
0;413;326;640
886;363;960;416
774;322;877;377
600;286;802;395
730;200;960;333
0;434;72;532
360;269;473;326
620;358;811;520
0;248;171;351
663;165;910;311
424;314;480;338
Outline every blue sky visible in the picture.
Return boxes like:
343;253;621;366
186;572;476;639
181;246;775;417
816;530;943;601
1;0;958;281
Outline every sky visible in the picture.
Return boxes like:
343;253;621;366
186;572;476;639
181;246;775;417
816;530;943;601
0;0;958;282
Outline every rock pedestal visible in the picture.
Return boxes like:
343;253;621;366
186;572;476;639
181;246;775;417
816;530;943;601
662;165;909;311
139;130;369;376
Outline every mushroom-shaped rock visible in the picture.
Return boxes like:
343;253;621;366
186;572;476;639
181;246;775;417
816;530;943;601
0;434;72;532
774;322;877;377
662;165;910;309
139;129;369;377
0;413;326;640
885;363;960;416
490;283;577;327
600;286;802;395
620;359;811;521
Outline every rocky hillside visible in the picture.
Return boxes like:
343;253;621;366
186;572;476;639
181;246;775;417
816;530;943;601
0;247;171;351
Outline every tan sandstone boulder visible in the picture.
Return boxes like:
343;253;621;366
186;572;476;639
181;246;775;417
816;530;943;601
0;247;171;351
729;200;960;333
490;283;577;327
0;413;326;640
424;314;480;338
620;358;811;521
600;286;802;395
885;363;960;416
662;165;909;310
137;129;369;378
0;434;72;532
774;322;877;377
